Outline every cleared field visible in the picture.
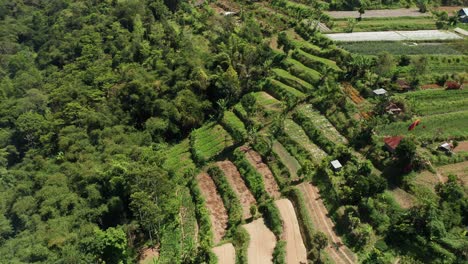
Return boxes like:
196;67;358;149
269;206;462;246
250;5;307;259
454;141;468;153
387;188;416;209
217;160;256;219
284;119;327;162
298;183;356;264
163;139;196;177
326;8;430;18
191;123;234;163
339;41;464;55
212;243;235;264
275;199;307;264
243;218;276;264
240;146;281;199
272;140;301;180
414;170;443;192
437;160;468;186
326;30;462;42
197;172;228;244
296;104;348;144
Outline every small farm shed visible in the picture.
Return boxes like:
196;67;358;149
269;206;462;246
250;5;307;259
222;11;238;16
373;88;387;96
386;103;402;115
438;142;452;153
384;136;403;153
330;160;342;171
459;8;468;23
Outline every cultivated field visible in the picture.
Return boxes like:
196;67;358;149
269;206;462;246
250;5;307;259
212;243;236;264
240;146;281;198
401;89;468;116
162;139;196;177
252;91;284;113
326;8;430;19
298;183;356;264
436;160;468;186
275;199;308;264
339;41;465;55
272;140;301;180
196;172;228;244
243;218;276;264
387;188;416;209
217;160;257;219
296;104;348;144
326;30;462;42
284;119;327;162
191;123;234;163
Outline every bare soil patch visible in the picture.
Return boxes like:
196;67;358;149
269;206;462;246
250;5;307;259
275;199;307;264
240;146;281;199
454;141;468;153
326;8;430;18
421;83;443;90
212;243;236;264
387;188;416;209
139;247;159;264
243;218;276;264
298;183;356;264
414;170;443;192
437;160;468;187
217;160;256;219
196;172;228;244
434;6;463;13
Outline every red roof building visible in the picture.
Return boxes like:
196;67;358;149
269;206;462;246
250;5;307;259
384;136;404;153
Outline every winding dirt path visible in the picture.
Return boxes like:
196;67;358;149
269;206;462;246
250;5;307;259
212;243;235;264
196;172;228;244
217;160;256;219
297;183;356;264
240;146;281;199
275;199;307;264
243;218;276;264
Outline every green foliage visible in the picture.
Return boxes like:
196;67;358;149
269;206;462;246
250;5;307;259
260;201;283;238
292;49;341;73
190;123;234;164
232;226;250;264
90;227;128;264
283;58;322;85
265;79;306;107
221;111;248;143
273;240;287;264
232;148;269;201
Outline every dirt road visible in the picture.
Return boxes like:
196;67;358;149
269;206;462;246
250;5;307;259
197;172;228;244
240;146;281;199
297;183;356;264
217;160;256;219
243;218;276;264
275;199;307;264
326;8;430;18
212;243;235;264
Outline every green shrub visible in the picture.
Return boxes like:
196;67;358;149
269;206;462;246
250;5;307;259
273;240;287;264
292;112;335;154
221;111;248;143
260;201;283;238
232;148;269;201
232;226;250;264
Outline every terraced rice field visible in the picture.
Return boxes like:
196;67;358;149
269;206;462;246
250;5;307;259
240;146;281;199
212;243;235;264
297;183;356;264
293;49;341;72
267;79;306;101
243;218;276;264
162;139;196;177
284;119;327;162
275;199;307;264
252;91;284;112
221;110;247;142
271;68;313;93
196;172;228;243
191;122;234;162
283;58;322;84
217;160;256;219
326;30;462;42
272;140;301;180
296;104;348;144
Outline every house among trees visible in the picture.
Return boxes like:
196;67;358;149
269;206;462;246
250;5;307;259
330;160;343;171
373;88;387;96
386;103;403;115
458;8;468;23
384;136;403;153
438;142;453;153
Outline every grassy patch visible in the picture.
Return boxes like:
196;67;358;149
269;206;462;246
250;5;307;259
163;139;196;177
332;17;436;32
339;41;464;55
400;89;468;116
190;122;234;163
284;119;327;163
292;49;341;72
272;140;301;180
271;68;314;93
221;111;248;142
283;58;322;84
265;79;306;105
252;91;285;113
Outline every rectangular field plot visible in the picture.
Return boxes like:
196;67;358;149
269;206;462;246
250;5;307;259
272;68;314;93
332;17;436;33
191;122;234;163
222;111;247;142
401;89;468;115
284;119;326;161
296;104;348;144
339;41;464;55
163;139;196;176
272;140;301;180
252;91;284;112
326;8;430;19
326;30;462;42
283;58;322;84
266;79;306;102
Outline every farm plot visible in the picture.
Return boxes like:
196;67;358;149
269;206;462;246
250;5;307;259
196;172;228;244
162;139;196;177
221;111;247;142
216;160;256;219
274;199;307;264
212;243;235;264
271;68;314;93
339;41;464;55
243;218;276;264
387;188;416;209
272;140;301;180
283;58;322;85
326;30;462;42
252;91;284;113
266;79;306;102
191;122;234;163
284;119;327;162
292;49;341;72
332;17;436;32
400;89;468;116
326;8;430;19
297;183;356;264
436;160;468;187
240;146;281;199
296;104;348;144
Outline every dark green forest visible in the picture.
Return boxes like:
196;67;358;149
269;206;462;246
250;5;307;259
0;0;269;262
